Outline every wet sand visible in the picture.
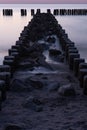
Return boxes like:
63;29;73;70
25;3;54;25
0;61;87;130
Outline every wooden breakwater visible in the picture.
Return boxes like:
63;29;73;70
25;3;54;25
0;12;87;110
34;8;87;15
53;9;87;15
31;8;87;15
2;8;87;16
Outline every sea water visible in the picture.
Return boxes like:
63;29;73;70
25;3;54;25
0;4;87;64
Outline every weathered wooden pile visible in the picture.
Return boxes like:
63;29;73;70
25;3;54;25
0;12;87;111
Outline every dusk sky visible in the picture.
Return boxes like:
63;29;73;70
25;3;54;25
0;0;87;4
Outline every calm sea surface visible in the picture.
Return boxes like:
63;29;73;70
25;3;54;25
0;4;87;64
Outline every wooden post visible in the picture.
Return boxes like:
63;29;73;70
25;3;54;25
79;69;87;88
69;53;80;70
31;9;34;16
73;58;85;76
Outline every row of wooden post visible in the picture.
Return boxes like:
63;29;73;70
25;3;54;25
1;12;87;111
2;8;87;16
0;20;33;110
57;24;87;95
3;9;27;16
31;9;87;16
53;9;87;15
